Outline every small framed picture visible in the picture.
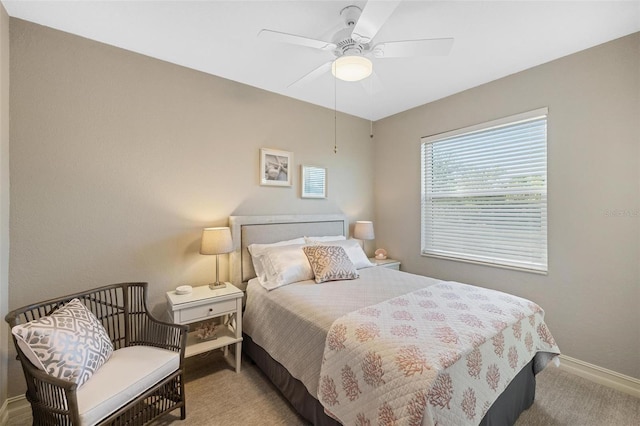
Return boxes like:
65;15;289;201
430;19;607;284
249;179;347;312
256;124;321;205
260;148;292;187
301;165;327;198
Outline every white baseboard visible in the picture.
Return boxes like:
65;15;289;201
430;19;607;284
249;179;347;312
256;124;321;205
0;399;8;426
5;395;30;422
558;354;640;398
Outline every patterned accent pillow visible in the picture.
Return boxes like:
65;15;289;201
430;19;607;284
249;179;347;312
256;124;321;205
303;245;359;284
314;239;374;269
11;298;114;387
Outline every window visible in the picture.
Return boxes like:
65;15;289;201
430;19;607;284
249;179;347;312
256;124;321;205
421;108;548;273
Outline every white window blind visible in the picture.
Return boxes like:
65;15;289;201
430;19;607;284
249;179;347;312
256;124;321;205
421;108;548;272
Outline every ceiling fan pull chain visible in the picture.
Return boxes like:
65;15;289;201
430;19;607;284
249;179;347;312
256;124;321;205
370;77;374;139
334;74;338;154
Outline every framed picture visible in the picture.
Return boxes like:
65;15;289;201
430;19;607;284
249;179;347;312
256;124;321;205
301;165;327;198
260;148;292;187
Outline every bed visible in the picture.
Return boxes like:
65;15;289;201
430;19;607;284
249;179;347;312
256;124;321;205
229;214;559;426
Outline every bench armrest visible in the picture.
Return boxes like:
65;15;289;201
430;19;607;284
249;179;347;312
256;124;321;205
131;312;188;354
16;351;81;422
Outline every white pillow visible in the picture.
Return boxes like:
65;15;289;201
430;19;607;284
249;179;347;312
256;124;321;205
12;298;114;387
304;235;346;243
248;238;305;285
316;239;374;269
258;243;314;290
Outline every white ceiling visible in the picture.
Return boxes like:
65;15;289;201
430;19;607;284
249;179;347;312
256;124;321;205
3;1;639;120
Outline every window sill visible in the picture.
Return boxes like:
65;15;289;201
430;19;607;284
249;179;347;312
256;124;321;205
420;252;548;275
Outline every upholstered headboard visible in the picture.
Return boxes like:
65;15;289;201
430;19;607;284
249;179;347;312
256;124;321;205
228;214;348;289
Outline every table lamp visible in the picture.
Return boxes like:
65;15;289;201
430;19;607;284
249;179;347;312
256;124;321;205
200;227;233;289
354;220;375;252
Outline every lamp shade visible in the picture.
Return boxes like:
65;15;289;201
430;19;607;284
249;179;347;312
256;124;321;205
200;227;233;255
354;221;375;240
331;55;373;82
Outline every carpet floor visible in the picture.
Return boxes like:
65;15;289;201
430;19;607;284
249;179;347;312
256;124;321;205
160;350;640;426
9;350;640;425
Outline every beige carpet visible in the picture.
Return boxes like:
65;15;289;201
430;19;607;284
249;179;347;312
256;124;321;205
154;351;308;426
9;350;640;425
163;351;640;426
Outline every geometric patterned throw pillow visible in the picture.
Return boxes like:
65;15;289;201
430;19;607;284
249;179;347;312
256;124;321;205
303;245;359;284
11;298;114;387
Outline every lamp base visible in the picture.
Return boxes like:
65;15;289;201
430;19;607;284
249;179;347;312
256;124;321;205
209;282;227;290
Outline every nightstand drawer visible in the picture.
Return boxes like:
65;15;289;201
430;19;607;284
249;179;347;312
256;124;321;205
180;299;236;322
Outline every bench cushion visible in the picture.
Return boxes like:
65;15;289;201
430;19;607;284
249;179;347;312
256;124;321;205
77;345;179;426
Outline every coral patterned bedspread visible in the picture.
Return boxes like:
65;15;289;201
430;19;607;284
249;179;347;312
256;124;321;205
318;281;560;426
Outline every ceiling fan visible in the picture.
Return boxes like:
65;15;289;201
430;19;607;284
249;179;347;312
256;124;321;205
258;1;454;88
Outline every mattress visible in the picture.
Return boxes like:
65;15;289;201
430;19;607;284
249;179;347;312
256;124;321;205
243;266;558;425
243;266;442;396
243;334;537;426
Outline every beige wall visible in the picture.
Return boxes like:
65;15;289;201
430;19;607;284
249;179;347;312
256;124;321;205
7;19;374;396
374;33;640;379
5;13;638;401
0;2;9;412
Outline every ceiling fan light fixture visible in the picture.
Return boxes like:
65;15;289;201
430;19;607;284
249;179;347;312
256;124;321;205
331;55;372;82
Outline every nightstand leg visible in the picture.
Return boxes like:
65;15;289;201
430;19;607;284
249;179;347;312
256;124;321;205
235;301;242;373
235;342;242;373
223;314;229;357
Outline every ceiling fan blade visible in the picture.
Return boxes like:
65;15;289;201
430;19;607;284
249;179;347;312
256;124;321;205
288;61;333;88
258;29;337;51
372;38;454;58
351;1;401;44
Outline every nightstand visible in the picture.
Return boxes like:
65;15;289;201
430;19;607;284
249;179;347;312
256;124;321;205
166;283;243;372
369;258;401;270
